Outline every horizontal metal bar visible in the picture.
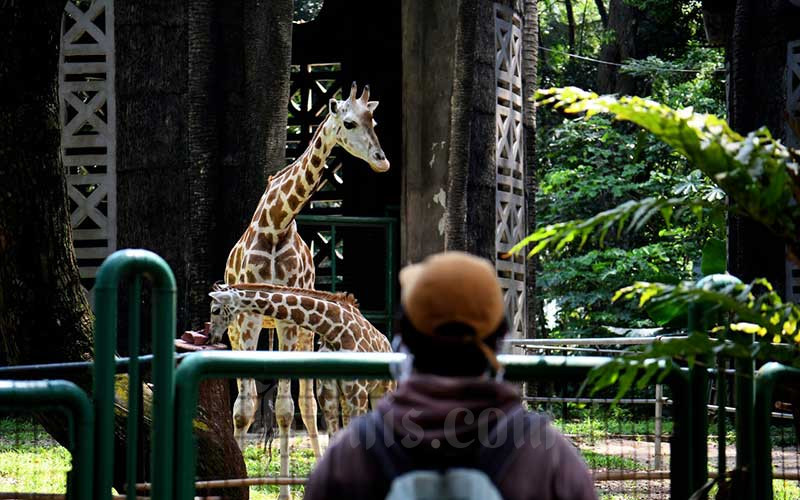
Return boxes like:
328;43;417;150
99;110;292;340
523;396;670;405
505;336;688;347
296;214;396;226
0;353;190;379
521;345;627;355
707;404;794;420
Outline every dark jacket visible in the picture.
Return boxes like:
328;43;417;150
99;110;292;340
304;374;597;500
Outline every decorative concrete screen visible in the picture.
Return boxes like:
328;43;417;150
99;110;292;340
59;0;117;293
286;63;345;213
494;4;527;338
786;41;800;302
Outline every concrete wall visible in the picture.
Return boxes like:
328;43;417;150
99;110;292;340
401;0;457;263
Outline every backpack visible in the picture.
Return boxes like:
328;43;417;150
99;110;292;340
355;407;538;500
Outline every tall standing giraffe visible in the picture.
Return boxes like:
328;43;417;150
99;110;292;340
208;283;395;433
223;82;389;496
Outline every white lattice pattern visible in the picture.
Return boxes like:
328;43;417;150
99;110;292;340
59;0;116;290
495;4;526;338
286;63;346;213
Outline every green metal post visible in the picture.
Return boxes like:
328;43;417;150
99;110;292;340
330;224;337;292
93;249;176;500
754;363;800;498
0;380;94;500
734;329;755;499
716;352;727;482
686;302;710;493
126;276;142;500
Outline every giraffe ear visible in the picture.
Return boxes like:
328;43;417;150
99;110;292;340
209;291;229;304
367;101;379;113
329;99;340;115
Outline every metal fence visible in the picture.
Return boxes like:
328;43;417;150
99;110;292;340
171;351;700;500
4;249;800;499
0;380;93;500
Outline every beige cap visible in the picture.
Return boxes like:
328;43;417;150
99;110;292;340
400;251;505;370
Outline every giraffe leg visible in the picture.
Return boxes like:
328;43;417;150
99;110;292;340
369;380;393;410
340;381;369;429
317;378;341;437
274;321;298;500
294;327;322;459
231;313;263;449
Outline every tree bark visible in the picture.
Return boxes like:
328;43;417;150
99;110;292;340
595;0;609;27
0;0;95;487
522;0;538;338
214;0;293;281
596;0;639;94
445;0;479;252
187;0;220;328
565;0;576;52
0;0;94;373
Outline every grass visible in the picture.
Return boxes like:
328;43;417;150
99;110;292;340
581;450;646;471
0;418;70;494
244;443;316;500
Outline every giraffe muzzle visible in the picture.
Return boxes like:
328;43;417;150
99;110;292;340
370;151;390;172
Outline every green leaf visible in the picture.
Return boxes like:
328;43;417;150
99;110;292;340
700;238;727;275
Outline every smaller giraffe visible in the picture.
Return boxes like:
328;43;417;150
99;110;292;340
208;283;395;436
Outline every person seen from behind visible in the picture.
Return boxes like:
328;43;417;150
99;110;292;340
304;251;597;500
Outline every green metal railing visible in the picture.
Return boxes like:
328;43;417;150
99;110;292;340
754;362;800;499
296;215;397;335
173;352;699;500
93;249;176;500
0;379;94;500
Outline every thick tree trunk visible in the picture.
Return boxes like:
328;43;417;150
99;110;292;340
522;0;538;338
446;0;496;260
445;0;479;252
187;0;220;328
596;0;639;94
215;0;293;271
0;2;94;371
0;0;95;488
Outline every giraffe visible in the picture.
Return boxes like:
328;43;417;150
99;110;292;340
222;82;389;497
208;283;395;497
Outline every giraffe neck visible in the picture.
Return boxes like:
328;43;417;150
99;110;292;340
259;115;338;233
231;289;371;344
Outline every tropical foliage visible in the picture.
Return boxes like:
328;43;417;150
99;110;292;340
519;87;800;393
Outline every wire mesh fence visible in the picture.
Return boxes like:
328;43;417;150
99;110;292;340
0;414;72;498
523;383;672;500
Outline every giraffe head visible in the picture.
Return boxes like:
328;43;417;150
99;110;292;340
328;82;390;173
208;284;241;343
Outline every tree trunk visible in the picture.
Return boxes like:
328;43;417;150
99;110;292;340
446;0;496;260
0;2;94;373
596;0;639;94
565;0;576;52
213;0;293;288
595;0;609;27
0;0;95;488
522;0;538;338
445;0;479;252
